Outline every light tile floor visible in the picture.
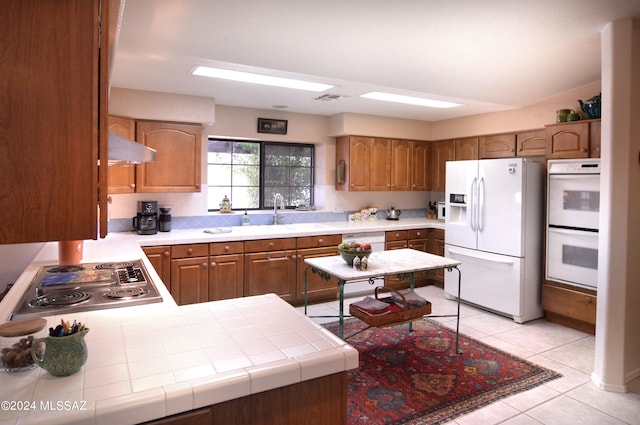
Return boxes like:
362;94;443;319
297;285;640;425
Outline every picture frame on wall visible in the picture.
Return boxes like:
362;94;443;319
257;118;288;135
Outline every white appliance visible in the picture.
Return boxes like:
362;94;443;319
341;231;385;296
545;158;600;289
444;157;544;323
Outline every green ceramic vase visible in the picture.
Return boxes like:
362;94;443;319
31;329;89;377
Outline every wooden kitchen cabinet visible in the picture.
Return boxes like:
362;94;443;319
143;408;211;425
108;116;137;194
369;138;392;191
412;141;429;191
390;139;413;190
542;282;596;334
295;234;342;303
244;238;297;301
384;230;430;289
479;134;516;158
142;246;171;291
170;244;209;305
429;140;455;192
427;229;445;286
516;129;546;157
589;120;601;158
545;121;590;158
209;242;244;301
335;136;425;192
136;121;202;193
455;137;479;160
1;0;108;244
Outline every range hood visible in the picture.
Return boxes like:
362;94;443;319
108;132;156;165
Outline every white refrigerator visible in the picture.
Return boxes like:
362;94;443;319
444;157;544;323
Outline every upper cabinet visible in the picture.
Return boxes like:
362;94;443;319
107;118;203;193
0;0;108;244
454;137;479;160
428;140;455;192
479;134;516;158
516;129;546;157
335;136;426;191
545;120;600;159
108;116;137;194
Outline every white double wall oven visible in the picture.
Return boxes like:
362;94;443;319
546;158;601;290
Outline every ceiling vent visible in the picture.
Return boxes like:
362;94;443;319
315;94;347;102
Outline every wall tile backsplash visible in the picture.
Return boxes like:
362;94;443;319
109;209;428;233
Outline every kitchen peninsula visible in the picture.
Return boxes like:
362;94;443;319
0;218;443;425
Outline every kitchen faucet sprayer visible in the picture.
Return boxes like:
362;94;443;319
273;193;285;224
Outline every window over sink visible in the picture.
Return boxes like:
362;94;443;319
207;139;314;211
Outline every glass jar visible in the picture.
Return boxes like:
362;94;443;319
0;318;47;372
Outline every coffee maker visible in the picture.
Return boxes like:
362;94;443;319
132;201;158;235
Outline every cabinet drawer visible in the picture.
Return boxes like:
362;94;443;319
430;228;445;240
542;283;597;324
171;244;209;259
209;241;244;256
407;229;428;239
243;238;296;253
385;230;408;242
385;240;407;250
297;234;342;249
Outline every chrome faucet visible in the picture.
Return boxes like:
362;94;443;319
273;193;285;224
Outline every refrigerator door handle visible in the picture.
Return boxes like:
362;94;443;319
478;177;485;231
470;177;478;231
447;247;515;265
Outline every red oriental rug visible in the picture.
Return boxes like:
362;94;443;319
323;318;561;425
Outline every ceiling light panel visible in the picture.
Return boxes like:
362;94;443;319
192;66;334;92
360;91;462;108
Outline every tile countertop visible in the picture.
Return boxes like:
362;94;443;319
0;218;441;425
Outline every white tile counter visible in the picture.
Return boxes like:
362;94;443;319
0;294;357;425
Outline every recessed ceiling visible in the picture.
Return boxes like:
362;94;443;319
111;0;640;122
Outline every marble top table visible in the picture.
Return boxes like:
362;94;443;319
304;249;462;343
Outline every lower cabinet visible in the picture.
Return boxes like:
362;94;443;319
142;246;171;291
295;234;342;303
427;228;445;286
244;238;297;301
384;229;432;289
542;282;596;334
170;244;209;305
209;242;244;301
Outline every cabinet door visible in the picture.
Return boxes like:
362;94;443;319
170;257;209;305
142;246;171;291
479;134;516;159
136;121;202;192
348;136;370;191
427;229;445;285
389;140;412;190
429;140;455;192
244;251;296;301
210;253;244;301
369;138;391;191
107;116;136;193
516;129;546;157
1;0;105;244
296;246;341;303
589;120;601;158
455;137;479;160
412;141;429;191
545;122;590;158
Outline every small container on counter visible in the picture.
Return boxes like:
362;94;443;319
0;318;47;373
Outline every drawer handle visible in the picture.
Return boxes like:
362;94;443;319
188;248;193;254
202;263;208;268
211;262;216;267
225;245;230;251
585;296;592;303
318;238;323;244
163;251;169;257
